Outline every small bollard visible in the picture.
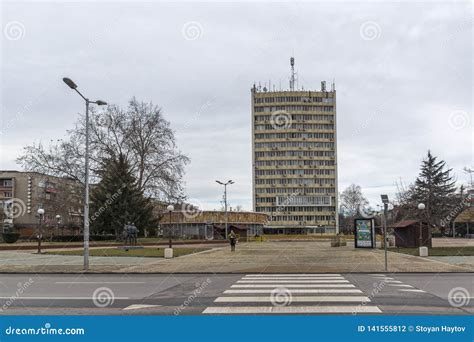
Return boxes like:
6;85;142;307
419;246;428;257
164;247;173;259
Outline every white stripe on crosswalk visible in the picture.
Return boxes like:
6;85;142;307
241;277;345;281
243;274;341;277
233;284;355;288
203;306;382;314
238;279;345;283
385;280;402;283
399;289;426;293
224;289;363;294
232;283;349;288
215;296;371;303
388;284;413;287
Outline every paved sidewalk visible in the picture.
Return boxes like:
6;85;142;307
1;241;471;273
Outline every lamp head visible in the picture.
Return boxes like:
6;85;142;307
62;77;77;89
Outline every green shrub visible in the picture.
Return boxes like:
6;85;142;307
51;235;116;242
2;232;20;244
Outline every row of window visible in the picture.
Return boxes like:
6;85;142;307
255;133;334;140
255;114;334;122
255;160;335;167
257;206;335;213
255;169;335;176
255;142;335;149
255;187;335;194
255;150;334;158
254;106;334;113
277;196;331;206
255;178;336;185
0;179;13;187
255;124;334;131
254;96;334;104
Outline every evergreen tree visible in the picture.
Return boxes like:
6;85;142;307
411;151;457;237
90;154;157;237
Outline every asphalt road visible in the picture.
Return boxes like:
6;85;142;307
0;273;472;315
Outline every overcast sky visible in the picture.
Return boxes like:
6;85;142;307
1;1;472;210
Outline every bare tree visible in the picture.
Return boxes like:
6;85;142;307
339;184;369;234
340;184;369;217
17;97;189;201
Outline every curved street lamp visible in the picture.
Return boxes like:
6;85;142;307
62;77;107;271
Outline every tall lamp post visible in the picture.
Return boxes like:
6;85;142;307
216;180;234;239
380;195;389;272
37;208;45;254
63;77;107;271
418;203;425;248
166;205;174;248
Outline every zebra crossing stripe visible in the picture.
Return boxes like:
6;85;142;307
238;279;346;283
214;296;371;303
232;283;349;288
388;284;413;287
224;289;363;294
399;289;426;293
203;306;382;314
243;274;342;277
241;277;345;281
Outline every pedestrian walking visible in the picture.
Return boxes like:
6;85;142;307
229;230;237;252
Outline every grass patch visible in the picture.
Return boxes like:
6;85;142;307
389;246;474;256
46;247;210;258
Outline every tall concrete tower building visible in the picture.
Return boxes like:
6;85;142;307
251;58;338;234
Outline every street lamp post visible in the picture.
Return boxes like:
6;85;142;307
55;214;61;236
216;180;234;239
63;77;107;271
37;208;45;254
166;204;174;248
418;203;425;248
380;195;389;272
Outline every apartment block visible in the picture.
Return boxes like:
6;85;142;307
251;61;338;234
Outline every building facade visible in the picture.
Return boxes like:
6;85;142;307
0;171;84;237
158;210;267;240
251;68;338;234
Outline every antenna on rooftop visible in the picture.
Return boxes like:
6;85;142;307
289;57;296;91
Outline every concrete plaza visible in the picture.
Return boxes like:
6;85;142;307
0;240;472;273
